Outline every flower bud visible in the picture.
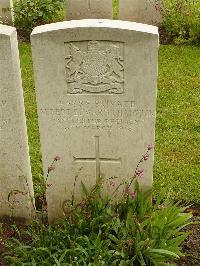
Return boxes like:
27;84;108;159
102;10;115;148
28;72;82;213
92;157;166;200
147;144;154;151
54;155;61;161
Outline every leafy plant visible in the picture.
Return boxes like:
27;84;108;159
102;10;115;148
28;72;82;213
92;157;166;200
2;186;192;265
13;0;64;38
161;0;200;44
2;146;192;265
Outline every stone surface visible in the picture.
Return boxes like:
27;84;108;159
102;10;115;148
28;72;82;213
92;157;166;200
31;20;159;223
119;0;162;26
0;25;34;221
66;0;112;20
0;0;13;25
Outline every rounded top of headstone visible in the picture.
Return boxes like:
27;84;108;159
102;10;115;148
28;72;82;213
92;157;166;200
0;24;15;36
31;19;158;36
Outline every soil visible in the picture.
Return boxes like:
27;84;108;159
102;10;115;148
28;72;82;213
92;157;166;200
0;207;200;266
16;28;30;43
159;27;174;45
177;207;200;266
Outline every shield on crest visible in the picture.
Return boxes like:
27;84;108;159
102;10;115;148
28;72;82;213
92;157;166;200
65;41;124;94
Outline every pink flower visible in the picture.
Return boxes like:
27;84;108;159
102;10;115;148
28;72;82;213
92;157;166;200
54;156;61;161
147;144;154;151
143;154;149;161
130;191;136;199
48;166;55;173
123;186;129;194
135;169;144;178
110;181;116;187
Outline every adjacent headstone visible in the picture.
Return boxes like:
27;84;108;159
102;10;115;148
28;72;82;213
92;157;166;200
119;0;162;26
31;20;159;223
66;0;113;20
0;0;13;25
0;25;35;221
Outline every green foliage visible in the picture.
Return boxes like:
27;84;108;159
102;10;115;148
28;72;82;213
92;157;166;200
3;178;192;265
162;0;200;44
113;0;119;19
14;0;64;37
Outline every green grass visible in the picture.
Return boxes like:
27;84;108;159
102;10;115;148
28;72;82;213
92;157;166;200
19;44;43;197
154;45;200;204
19;43;200;204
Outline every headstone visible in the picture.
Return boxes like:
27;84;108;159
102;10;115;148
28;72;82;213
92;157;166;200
66;0;113;20
0;25;35;221
119;0;162;26
31;19;159;223
0;0;13;25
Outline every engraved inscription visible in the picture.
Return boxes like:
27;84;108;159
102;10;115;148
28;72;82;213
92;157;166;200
41;99;155;132
2;7;10;13
0;120;9;131
0;96;8;131
74;136;121;179
65;41;124;94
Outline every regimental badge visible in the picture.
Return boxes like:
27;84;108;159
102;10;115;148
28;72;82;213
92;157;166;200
65;41;124;94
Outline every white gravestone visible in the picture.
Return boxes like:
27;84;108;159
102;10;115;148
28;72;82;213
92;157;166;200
31;20;159;223
119;0;162;26
66;0;113;20
0;0;13;25
0;25;35;221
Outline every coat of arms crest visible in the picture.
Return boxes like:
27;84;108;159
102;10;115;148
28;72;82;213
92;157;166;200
65;41;124;94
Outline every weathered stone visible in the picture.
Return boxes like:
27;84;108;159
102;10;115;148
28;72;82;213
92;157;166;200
0;25;35;221
119;0;162;26
31;20;159;223
0;0;13;25
66;0;113;20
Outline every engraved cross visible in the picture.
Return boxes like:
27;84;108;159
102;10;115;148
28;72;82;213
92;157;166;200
74;136;121;180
